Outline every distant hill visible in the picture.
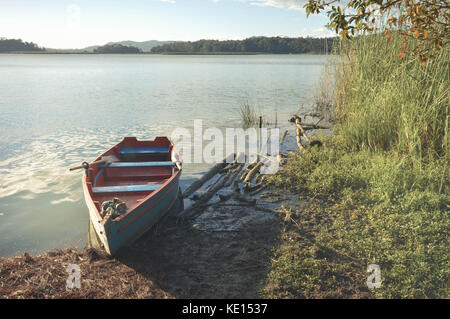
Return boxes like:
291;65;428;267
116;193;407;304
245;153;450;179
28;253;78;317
0;38;44;52
83;40;175;53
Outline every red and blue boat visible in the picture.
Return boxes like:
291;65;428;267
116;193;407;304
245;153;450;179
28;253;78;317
80;136;182;256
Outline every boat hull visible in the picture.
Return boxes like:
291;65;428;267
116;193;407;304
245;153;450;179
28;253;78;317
83;170;181;256
81;136;182;256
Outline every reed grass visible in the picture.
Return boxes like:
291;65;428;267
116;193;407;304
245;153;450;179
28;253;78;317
239;99;258;128
312;55;336;123
239;99;276;127
333;34;449;162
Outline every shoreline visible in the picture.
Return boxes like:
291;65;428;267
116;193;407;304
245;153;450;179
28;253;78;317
1;125;356;299
0;168;298;298
1;122;375;299
0;51;331;55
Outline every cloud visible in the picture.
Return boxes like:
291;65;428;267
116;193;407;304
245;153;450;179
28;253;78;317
246;0;308;11
161;0;308;10
301;27;335;37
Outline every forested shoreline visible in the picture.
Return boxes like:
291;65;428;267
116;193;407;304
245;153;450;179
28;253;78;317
0;36;335;54
151;37;335;54
93;44;142;54
0;38;44;52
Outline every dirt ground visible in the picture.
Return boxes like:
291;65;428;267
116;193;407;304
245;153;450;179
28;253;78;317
0;185;376;299
0;188;286;299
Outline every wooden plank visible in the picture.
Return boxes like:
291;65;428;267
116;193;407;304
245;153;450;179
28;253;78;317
100;161;173;168
119;146;170;155
92;184;162;193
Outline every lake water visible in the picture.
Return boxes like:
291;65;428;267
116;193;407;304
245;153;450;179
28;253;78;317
0;54;327;257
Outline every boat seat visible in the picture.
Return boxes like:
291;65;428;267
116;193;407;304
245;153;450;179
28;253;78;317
92;184;162;193
100;161;173;168
119;146;170;156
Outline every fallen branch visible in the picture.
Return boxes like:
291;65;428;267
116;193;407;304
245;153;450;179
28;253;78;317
248;185;267;196
220;163;240;174
280;130;288;146
182;155;233;198
289;115;330;130
225;164;245;187
205;174;226;192
300;123;331;130
295;118;311;144
243;161;263;186
244;182;264;193
295;126;305;151
181;166;236;218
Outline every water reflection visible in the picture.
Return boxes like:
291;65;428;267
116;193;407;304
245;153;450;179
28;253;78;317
0;54;327;256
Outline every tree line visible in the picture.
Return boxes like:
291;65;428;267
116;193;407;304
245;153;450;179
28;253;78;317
0;38;44;52
0;36;337;54
93;44;142;54
151;36;336;54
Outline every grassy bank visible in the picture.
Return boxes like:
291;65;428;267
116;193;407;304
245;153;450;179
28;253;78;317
264;34;449;298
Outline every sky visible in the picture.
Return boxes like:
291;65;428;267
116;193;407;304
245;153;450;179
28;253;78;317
0;0;334;49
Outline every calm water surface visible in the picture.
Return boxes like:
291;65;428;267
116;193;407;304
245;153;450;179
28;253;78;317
0;54;327;256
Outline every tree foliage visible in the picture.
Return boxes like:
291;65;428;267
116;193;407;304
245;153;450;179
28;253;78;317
304;0;450;63
93;44;142;54
151;37;336;54
0;38;44;52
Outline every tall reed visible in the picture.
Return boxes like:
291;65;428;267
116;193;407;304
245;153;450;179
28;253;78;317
239;99;258;128
332;34;449;162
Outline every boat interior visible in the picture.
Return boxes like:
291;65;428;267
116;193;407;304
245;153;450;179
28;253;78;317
86;137;177;215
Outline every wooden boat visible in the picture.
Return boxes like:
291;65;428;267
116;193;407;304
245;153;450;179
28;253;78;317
81;136;182;256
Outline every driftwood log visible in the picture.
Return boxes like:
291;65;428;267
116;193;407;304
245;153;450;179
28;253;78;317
289;115;331;130
182;172;233;217
226;164;245;187
295;118;311;144
280;130;288;146
290;115;328;151
295;125;305;151
243;161;263;186
181;154;234;198
179;115;330;218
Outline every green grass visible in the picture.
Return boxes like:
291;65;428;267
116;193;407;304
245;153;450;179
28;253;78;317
264;33;449;299
266;136;449;298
